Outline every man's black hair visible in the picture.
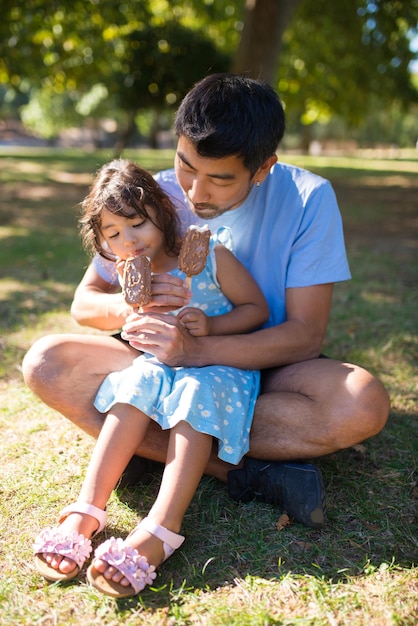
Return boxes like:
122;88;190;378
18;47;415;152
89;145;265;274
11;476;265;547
174;73;285;175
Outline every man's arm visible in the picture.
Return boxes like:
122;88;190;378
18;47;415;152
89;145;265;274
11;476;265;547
122;283;333;369
71;264;131;330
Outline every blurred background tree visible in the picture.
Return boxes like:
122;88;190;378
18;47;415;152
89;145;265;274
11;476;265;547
0;0;416;150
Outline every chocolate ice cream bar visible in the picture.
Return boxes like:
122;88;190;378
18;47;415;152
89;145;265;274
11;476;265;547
123;256;152;309
178;225;211;286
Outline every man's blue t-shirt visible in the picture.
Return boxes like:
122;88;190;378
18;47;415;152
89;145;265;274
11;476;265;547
93;163;351;329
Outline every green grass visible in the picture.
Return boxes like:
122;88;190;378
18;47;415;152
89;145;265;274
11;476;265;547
0;148;417;625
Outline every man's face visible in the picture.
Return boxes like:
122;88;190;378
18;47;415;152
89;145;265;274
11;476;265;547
175;136;255;219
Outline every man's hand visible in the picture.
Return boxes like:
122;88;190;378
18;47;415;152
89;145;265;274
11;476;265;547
143;273;192;313
116;260;192;313
121;312;201;366
177;307;210;336
116;261;191;314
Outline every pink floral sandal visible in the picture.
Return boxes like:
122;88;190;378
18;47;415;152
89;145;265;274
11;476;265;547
86;516;185;598
33;503;107;582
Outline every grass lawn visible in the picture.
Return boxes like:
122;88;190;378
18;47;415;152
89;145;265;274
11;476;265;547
0;147;417;625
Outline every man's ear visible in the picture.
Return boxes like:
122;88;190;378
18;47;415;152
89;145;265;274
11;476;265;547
253;154;278;184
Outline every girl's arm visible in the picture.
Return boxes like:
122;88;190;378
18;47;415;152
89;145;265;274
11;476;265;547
207;244;269;335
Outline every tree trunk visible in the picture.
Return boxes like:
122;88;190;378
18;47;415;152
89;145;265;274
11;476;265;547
232;0;300;85
113;109;137;156
148;109;160;149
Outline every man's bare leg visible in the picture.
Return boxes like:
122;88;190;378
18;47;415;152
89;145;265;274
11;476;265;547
226;357;389;527
23;336;389;526
22;334;139;438
23;333;213;469
23;337;389;475
250;357;390;459
206;358;389;482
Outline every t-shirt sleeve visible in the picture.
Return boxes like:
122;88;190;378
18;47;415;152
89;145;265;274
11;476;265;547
154;169;196;235
207;226;234;287
286;180;351;288
91;255;119;286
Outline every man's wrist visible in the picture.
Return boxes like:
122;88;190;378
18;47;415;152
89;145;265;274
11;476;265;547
184;335;214;367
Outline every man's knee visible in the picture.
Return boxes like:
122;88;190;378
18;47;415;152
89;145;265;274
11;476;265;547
355;370;390;438
330;366;390;451
22;334;65;392
254;362;390;454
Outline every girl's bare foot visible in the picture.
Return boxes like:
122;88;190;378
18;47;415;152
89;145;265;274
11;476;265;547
41;512;101;575
87;517;185;597
34;503;107;581
92;522;166;587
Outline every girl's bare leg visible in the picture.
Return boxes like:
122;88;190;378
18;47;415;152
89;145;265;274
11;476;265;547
43;403;150;575
92;422;212;588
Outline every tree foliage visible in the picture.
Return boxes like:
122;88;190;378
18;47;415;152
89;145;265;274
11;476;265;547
0;0;232;142
280;0;417;127
0;0;416;145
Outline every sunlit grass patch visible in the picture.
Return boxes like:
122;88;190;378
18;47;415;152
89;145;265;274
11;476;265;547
0;149;416;626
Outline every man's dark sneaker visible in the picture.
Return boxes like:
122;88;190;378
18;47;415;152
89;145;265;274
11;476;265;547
227;458;326;529
118;455;160;489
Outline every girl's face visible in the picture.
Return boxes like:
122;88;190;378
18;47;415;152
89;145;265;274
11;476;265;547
99;205;170;271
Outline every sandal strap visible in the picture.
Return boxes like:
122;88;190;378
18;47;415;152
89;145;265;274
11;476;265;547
33;527;92;569
59;503;108;536
137;517;185;561
93;537;157;594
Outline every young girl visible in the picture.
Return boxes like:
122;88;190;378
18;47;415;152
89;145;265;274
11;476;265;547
33;159;268;598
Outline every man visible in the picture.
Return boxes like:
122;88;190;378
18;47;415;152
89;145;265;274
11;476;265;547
22;74;389;529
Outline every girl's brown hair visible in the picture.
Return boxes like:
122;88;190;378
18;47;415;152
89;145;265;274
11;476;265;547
79;159;180;261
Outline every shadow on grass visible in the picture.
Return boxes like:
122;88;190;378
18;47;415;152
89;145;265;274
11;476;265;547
0;224;87;377
0;205;87;332
99;425;417;613
0;227;85;341
1;151;417;615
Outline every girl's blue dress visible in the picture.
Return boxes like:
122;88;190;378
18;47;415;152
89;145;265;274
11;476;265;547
94;230;260;465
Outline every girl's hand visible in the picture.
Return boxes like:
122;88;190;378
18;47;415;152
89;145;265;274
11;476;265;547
177;307;210;337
